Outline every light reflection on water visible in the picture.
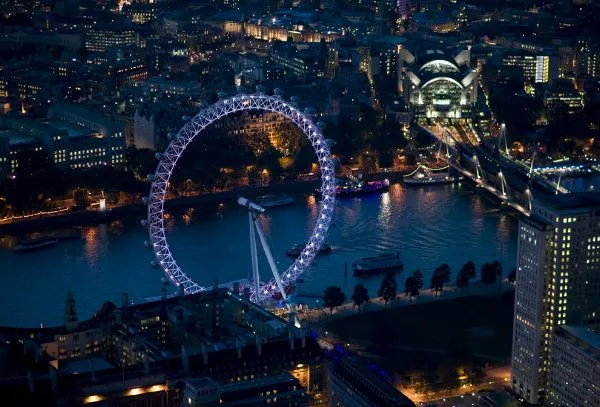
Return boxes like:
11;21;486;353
0;182;517;327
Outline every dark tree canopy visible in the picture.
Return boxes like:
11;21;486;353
351;283;370;309
378;270;397;305
323;286;346;313
481;261;502;284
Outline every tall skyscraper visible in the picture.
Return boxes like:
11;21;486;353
511;195;600;404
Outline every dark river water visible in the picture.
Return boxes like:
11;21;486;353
0;182;517;327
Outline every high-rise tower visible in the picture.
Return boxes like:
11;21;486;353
511;195;600;404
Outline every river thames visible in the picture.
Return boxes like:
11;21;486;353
0;182;517;327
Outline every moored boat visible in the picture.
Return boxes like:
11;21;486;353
403;165;463;186
352;252;403;275
316;176;390;197
403;172;462;185
272;284;296;300
13;236;59;253
254;193;295;208
286;242;332;257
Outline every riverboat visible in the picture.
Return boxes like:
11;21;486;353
254;193;295;208
403;172;462;185
286;242;332;257
13;236;59;253
352;252;403;275
403;165;462;186
272;284;296;300
317;176;390;197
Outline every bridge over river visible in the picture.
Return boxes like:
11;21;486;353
420;122;593;217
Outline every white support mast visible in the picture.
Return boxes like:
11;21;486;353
238;197;300;326
248;210;261;301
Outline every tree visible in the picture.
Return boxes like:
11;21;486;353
470;365;485;386
378;270;397;305
481;261;502;284
430;274;444;296
405;276;420;297
413;269;424;289
433;264;451;284
456;261;475;289
73;188;89;208
508;267;517;284
456;271;468;289
351;284;369;310
437;364;461;391
430;264;451;295
460;261;476;280
413;374;429;395
323;286;346;313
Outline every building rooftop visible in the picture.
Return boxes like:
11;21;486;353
538;191;600;211
562;325;600;352
0;129;39;146
50;103;122;129
43;120;93;139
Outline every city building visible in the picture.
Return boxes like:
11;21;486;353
328;356;415;407
502;50;559;84
109;59;149;91
544;79;584;116
400;47;478;119
547;325;600;406
0;104;126;172
575;39;600;79
511;195;600;404
122;3;160;25
48;103;126;168
0;287;328;406
84;25;136;53
397;0;410;21
269;42;329;79
221;18;341;43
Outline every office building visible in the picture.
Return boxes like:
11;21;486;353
328;356;415;407
575;39;600;79
85;25;136;53
544;79;584;117
547;325;600;406
0;104;126;172
0;287;328;406
502;50;559;84
511;195;600;404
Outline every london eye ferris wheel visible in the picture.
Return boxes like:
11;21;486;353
142;93;336;303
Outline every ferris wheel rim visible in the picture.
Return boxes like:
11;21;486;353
145;93;336;302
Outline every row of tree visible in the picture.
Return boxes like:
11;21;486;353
413;364;485;396
322;261;517;312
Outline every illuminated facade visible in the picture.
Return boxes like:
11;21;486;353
544;79;584;116
502;51;559;84
400;48;478;119
511;197;600;404
84;25;136;52
0;104;126;172
222;20;340;43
